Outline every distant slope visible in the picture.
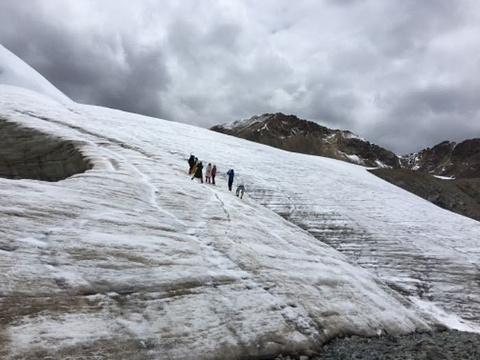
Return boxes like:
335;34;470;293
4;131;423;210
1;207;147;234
369;168;480;221
211;113;400;168
401;139;480;179
0;44;70;103
374;139;480;221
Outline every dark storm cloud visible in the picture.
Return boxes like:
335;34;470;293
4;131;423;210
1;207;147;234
85;42;170;118
0;1;170;118
1;0;479;153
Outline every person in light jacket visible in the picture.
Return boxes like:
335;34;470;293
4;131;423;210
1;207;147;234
205;163;213;183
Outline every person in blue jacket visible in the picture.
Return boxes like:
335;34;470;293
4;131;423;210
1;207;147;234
227;169;235;191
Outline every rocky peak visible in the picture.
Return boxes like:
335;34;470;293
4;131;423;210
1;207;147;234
401;138;480;178
213;113;333;139
211;113;400;168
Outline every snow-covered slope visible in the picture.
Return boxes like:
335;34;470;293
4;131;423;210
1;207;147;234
1;86;479;358
0;44;70;103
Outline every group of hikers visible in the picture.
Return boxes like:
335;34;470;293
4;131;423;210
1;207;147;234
188;155;245;199
188;155;217;184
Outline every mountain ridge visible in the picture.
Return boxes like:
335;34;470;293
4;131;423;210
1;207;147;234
211;113;480;178
401;138;480;179
211;112;400;168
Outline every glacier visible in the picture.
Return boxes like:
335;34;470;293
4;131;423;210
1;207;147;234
1;44;480;359
1;85;479;359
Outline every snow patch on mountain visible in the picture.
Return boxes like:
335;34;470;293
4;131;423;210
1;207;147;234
222;114;271;130
345;154;362;164
374;160;389;168
342;130;366;142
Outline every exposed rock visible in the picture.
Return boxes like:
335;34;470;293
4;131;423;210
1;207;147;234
318;330;480;360
0;117;92;181
272;330;480;359
401;138;480;179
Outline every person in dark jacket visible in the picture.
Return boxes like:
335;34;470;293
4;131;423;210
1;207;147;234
227;169;234;191
236;184;245;199
192;161;204;183
188;155;196;174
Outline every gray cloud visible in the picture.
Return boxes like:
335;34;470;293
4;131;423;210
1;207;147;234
0;1;171;118
369;83;480;153
325;0;366;6
1;0;479;154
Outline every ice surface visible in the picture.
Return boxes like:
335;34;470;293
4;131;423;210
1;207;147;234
0;85;479;358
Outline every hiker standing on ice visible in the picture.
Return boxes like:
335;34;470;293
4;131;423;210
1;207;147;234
188;155;196;174
205;163;213;183
211;165;217;185
227;169;235;191
192;161;204;183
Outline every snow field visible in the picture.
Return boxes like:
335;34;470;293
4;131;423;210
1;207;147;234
0;86;442;358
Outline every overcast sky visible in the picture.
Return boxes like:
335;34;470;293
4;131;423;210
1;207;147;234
1;0;479;153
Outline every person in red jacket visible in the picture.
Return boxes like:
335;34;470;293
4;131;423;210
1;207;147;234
211;165;217;185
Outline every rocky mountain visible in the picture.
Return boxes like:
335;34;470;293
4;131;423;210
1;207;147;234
401;139;480;179
211;113;400;168
376;139;480;222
